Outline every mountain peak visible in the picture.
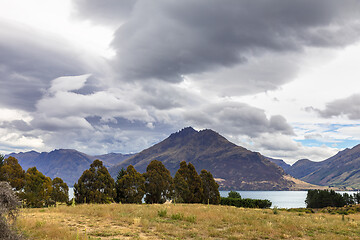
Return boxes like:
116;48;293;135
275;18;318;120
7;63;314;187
110;127;293;190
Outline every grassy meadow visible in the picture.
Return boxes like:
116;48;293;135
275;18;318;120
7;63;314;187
16;203;360;240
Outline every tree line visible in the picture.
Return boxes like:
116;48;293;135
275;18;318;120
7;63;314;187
0;154;220;206
0;155;69;207
74;159;221;205
306;189;360;208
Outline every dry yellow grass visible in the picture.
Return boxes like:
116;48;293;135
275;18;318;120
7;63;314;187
16;203;360;240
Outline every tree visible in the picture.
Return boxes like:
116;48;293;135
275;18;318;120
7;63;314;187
115;165;145;203
21;167;53;208
0;154;4;167
305;189;346;208
174;161;203;203
144;160;173;204
200;169;220;204
74;159;115;204
51;177;69;203
228;191;241;199
0;182;23;239
114;167;126;203
0;157;25;191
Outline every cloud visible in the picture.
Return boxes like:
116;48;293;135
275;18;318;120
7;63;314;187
243;133;340;163
73;0;138;26
184;101;294;137
0;20;92;111
99;0;360;83
312;94;360;119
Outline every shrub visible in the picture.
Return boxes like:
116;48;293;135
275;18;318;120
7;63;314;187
0;182;23;239
158;209;167;217
220;197;271;209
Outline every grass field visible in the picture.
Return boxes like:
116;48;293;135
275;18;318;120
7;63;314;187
16;203;360;240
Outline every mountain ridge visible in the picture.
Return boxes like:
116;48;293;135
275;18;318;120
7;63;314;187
109;127;294;190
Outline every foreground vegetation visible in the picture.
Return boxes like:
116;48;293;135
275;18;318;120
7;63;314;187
16;203;360;240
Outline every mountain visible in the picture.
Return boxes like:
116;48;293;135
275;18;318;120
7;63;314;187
286;144;360;189
109;127;294;190
94;153;135;166
286;159;324;179
7;149;132;186
266;157;291;171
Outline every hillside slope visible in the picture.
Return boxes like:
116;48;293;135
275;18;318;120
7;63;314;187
110;127;294;190
7;149;132;185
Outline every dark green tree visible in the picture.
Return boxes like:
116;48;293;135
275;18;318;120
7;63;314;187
200;169;220;204
114;167;126;203
21;167;53;207
74;159;115;204
174;161;191;203
0;157;25;191
228;191;241;199
144;160;173;204
115;165;145;203
0;154;4;167
305;189;346;208
51;177;69;203
174;161;203;203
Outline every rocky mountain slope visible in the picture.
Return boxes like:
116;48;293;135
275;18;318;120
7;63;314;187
7;149;131;185
109;127;294;190
285;144;360;189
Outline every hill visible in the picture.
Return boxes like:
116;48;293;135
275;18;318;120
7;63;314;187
7;149;132;186
286;144;360;189
109;127;294;190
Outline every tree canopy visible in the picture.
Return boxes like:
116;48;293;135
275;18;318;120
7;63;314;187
74;159;115;204
51;177;69;203
200;169;220;204
144;160;173;204
115;165;145;203
0;156;25;191
174;161;203;203
21;167;53;207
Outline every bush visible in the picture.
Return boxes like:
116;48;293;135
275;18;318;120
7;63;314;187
220;197;271;209
158;209;167;217
228;191;241;199
0;182;23;239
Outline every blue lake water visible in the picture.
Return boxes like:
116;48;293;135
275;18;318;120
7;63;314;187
220;191;308;208
69;188;358;209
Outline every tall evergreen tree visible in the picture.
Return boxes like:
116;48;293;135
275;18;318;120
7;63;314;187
21;167;53;207
51;177;69;203
0;157;25;191
114;167;127;203
200;169;220;204
174;161;203;203
115;165;145;203
74;159;115;204
144;160;173;204
0;154;4;167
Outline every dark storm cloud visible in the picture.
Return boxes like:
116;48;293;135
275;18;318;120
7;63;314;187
312;94;360;120
0;20;88;111
97;0;360;82
73;0;138;26
0;120;33;132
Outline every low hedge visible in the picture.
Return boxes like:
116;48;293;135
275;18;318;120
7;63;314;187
220;197;272;209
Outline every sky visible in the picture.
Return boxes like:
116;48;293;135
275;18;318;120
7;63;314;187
1;0;360;164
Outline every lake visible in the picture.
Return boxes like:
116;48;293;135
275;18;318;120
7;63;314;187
69;188;359;209
220;191;308;208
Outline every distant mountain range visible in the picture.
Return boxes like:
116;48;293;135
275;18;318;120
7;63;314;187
109;127;294;190
284;145;360;189
6;127;360;190
6;150;133;185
